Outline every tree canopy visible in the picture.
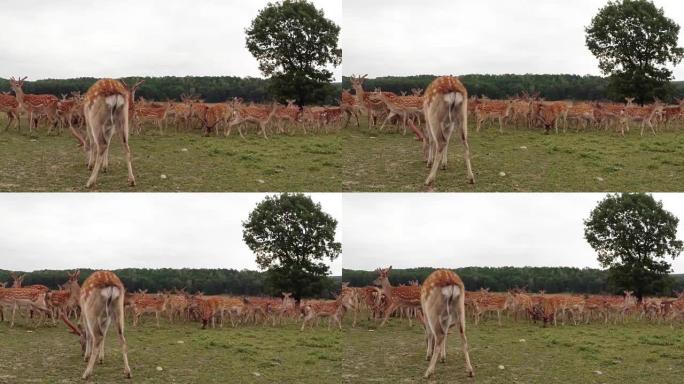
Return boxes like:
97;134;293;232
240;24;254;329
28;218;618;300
584;193;683;299
585;0;684;104
242;193;341;301
245;0;341;106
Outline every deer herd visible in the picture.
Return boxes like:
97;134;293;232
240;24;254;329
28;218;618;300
3;268;684;380
1;76;344;188
343;74;684;186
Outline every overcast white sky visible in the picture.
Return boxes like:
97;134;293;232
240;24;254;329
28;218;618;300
343;193;684;274
342;0;684;80
0;193;342;275
0;0;341;81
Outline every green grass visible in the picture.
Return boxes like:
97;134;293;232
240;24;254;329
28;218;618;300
0;120;341;192
342;315;684;384
0;318;341;383
342;121;684;192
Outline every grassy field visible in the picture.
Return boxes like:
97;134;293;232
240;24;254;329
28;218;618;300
0;318;341;383
341;121;684;192
0;120;341;192
343;315;684;384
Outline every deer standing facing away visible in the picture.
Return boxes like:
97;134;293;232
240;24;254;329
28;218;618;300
62;270;132;380
82;79;136;188
422;76;474;187
420;269;474;379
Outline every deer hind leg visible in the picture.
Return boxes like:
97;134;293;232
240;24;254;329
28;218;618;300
86;128;108;188
120;130;136;187
424;307;445;378
82;319;103;379
424;134;445;187
115;297;135;378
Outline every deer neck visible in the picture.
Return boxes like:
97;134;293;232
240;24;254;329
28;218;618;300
12;87;25;106
352;85;365;103
379;278;393;298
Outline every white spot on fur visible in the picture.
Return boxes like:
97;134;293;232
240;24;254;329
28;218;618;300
100;286;120;300
104;95;125;109
444;92;464;105
441;285;461;298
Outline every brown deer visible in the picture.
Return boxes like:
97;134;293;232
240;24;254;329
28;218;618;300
373;266;422;327
61;271;132;380
8;76;59;133
81;79;136;188
420;269;474;379
422;76;474;187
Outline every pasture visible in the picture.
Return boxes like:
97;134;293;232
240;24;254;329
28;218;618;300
0;319;341;383
342;315;684;384
0;119;341;192
341;121;684;192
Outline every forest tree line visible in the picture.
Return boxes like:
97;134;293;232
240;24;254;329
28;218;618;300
3;75;682;105
341;74;684;103
342;267;684;296
0;76;342;105
0;268;340;299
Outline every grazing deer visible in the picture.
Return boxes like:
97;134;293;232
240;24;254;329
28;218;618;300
373;266;422;327
423;76;474;186
81;79;136;188
61;271;131;380
420;269;474;379
8;76;59;133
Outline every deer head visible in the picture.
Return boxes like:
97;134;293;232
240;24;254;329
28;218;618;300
8;76;27;91
372;266;392;286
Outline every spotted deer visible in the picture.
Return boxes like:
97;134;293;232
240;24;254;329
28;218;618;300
81;79;136;188
420;269;474;379
61;271;131;380
129;291;167;327
0;91;20;130
374;89;424;135
227;101;279;139
9;76;59;133
422;76;474;187
47;270;81;324
0;284;49;327
373;266;422;327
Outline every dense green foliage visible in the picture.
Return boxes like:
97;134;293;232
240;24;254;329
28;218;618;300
585;0;684;104
342;75;684;102
343;74;610;101
584;193;683;299
0;76;341;105
245;0;341;106
342;267;684;296
243;193;341;301
0;268;340;298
